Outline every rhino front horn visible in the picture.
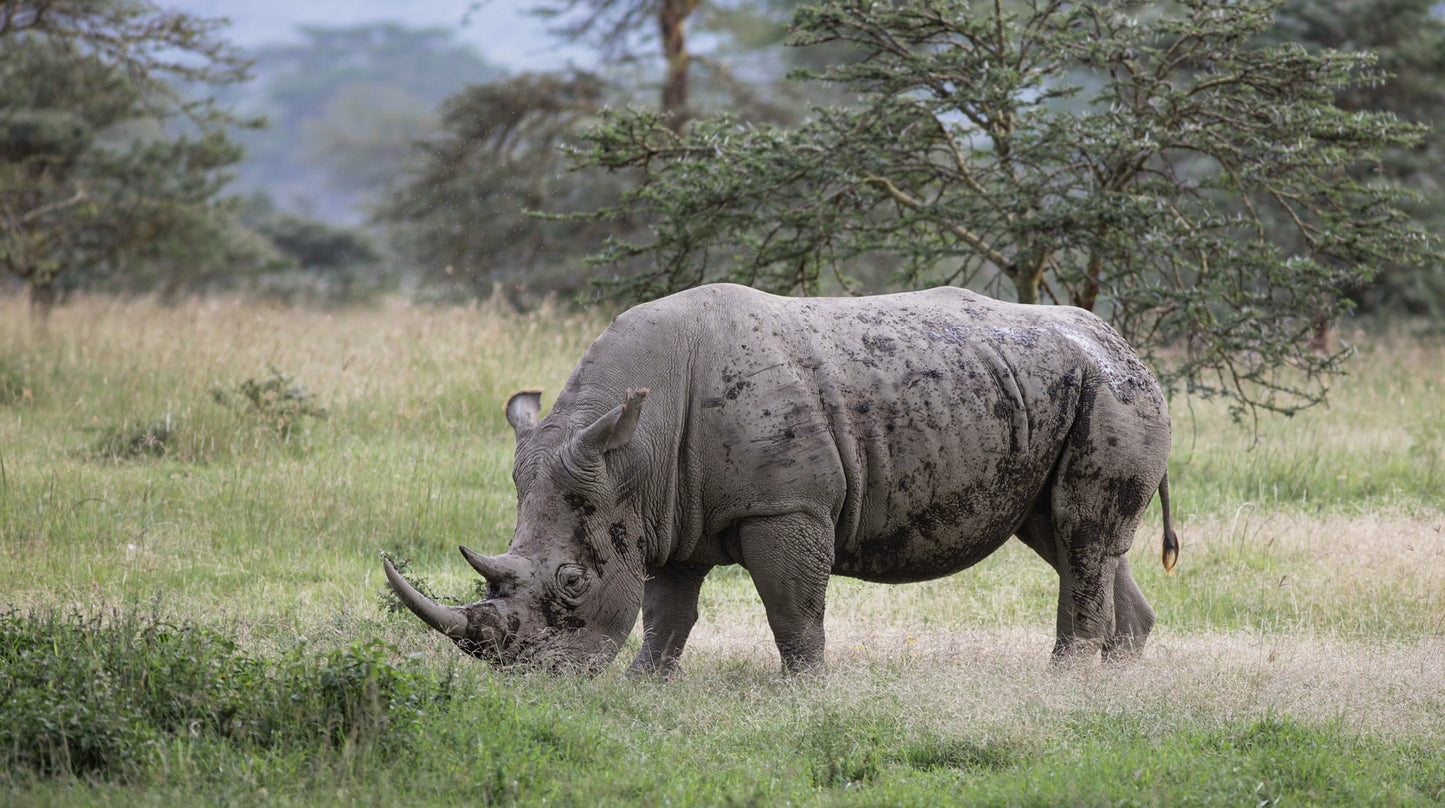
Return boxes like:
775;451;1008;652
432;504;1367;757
383;557;469;638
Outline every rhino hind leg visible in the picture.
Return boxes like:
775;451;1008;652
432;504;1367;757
737;512;834;674
1100;555;1155;661
627;561;712;678
1020;400;1169;663
1016;518;1157;661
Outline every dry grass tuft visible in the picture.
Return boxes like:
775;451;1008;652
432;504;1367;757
664;625;1445;746
1166;506;1445;637
669;505;1445;748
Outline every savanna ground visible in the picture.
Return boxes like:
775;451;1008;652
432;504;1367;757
1;295;1442;806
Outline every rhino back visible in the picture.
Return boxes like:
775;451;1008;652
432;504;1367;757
555;284;1167;583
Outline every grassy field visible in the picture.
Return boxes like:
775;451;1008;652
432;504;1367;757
1;295;1442;806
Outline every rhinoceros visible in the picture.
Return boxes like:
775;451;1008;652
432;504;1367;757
385;283;1179;674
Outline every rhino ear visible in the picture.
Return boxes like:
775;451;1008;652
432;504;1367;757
576;388;648;456
506;389;543;437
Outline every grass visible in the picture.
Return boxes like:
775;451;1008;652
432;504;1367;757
1167;336;1445;511
1;295;1443;805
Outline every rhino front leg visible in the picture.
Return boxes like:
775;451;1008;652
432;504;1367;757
738;513;834;674
626;561;712;678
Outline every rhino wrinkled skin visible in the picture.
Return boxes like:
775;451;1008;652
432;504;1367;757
385;283;1180;674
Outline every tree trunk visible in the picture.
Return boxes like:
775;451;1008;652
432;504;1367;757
658;0;699;133
1308;313;1333;354
28;279;56;323
1075;252;1103;311
1011;271;1039;305
1005;248;1046;305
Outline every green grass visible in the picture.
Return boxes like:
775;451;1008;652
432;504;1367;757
1167;338;1445;512
2;296;1443;805
4;616;1442;806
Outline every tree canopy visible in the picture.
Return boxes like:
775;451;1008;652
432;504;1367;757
0;0;266;308
571;0;1440;417
379;2;821;303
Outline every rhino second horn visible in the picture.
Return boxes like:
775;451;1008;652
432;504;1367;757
459;545;529;587
384;558;469;638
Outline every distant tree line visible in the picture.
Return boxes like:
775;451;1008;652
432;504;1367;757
222;23;503;222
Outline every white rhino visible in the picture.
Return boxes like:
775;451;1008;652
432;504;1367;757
386;284;1179;674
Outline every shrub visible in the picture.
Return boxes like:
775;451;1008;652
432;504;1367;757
210;364;327;442
0;356;32;407
86;416;177;461
0;606;440;783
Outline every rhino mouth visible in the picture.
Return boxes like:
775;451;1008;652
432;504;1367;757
383;556;614;674
496;628;618;675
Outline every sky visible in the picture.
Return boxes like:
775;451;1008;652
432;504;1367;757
170;0;592;72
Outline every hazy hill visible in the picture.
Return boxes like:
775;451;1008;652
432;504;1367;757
168;0;588;71
157;1;595;223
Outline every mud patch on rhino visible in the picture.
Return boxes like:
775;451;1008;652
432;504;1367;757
992;396;1016;423
748;402;831;469
1058;320;1165;407
571;521;609;578
861;334;898;357
564;492;596;516
985;324;1046;349
918;319;972;346
720;370;752;401
1068;383;1098;449
1101;474;1152;526
539;598;587;631
840;489;1017;584
609;521;630;556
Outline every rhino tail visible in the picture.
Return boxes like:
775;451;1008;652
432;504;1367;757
1158;470;1180;573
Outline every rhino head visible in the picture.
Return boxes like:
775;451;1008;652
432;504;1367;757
384;388;650;673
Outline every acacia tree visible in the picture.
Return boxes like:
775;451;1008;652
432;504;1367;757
0;0;258;310
532;0;820;130
572;0;1438;417
379;1;816;304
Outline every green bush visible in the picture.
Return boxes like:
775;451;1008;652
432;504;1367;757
78;366;328;464
86;416;178;461
0;606;439;784
210;364;327;442
0;356;30;407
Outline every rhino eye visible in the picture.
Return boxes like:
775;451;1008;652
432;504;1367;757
555;564;590;602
